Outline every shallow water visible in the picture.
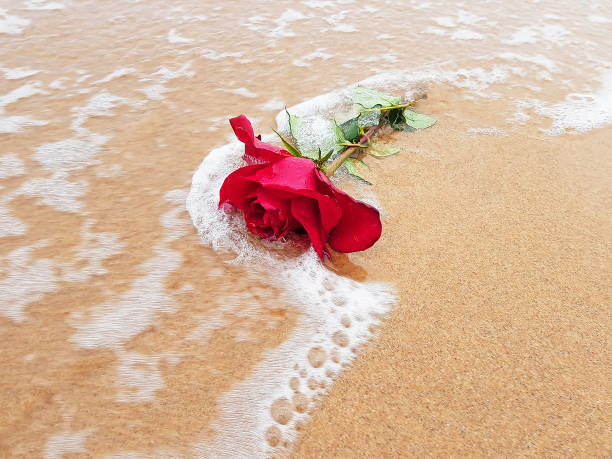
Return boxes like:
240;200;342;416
1;0;611;457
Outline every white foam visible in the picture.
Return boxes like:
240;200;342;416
537;69;612;135
152;63;194;81
451;29;484;40
140;84;172;100
258;97;285;111
116;351;164;403
0;242;58;322
434;16;455;27
168;28;194;44
70;246;182;348
0;8;30;34
26;0;65;10
223;87;257;98
35;138;104;172
0;115;47;133
468;127;507;136
161;189;191;242
506;24;569;45
0;153;25;178
0;82;45;108
200;49;244;61
1;67;41;79
0;198;27;238
17;172;88;213
424;26;447;36
94;68;135;84
588;15;612;24
497;52;558;73
0;83;48;132
292;49;332;67
44;430;90;459
60;220;125;283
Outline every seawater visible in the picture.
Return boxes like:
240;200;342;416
1;0;611;457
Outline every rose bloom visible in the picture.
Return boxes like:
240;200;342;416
219;115;382;259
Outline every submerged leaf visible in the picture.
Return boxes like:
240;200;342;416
333;119;347;144
403;109;436;129
388;107;405;131
352;86;401;109
357;110;381;129
338;117;361;143
343;157;371;184
368;145;400;157
286;109;302;140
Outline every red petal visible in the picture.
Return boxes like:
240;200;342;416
219;164;266;212
229;115;290;165
290;197;329;260
256;157;342;236
328;188;382;253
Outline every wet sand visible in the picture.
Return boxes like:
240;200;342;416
292;86;612;456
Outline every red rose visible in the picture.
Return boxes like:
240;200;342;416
219;115;382;259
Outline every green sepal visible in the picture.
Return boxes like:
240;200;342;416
272;129;302;158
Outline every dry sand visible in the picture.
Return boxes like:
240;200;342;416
292;85;612;457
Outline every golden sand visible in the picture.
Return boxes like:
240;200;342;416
292;86;612;456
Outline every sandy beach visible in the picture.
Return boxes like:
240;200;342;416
293;86;612;456
1;0;611;457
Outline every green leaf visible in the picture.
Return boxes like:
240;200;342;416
343;157;371;184
333;119;346;144
338;117;361;143
352;86;401;110
286;108;302;140
388;108;405;131
272;129;302;158
368;145;400;157
403;109;436;129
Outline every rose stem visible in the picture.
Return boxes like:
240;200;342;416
325;125;379;177
325;93;426;178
